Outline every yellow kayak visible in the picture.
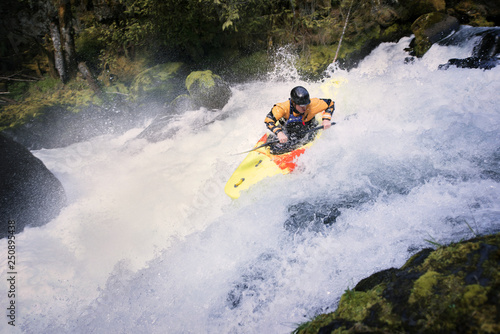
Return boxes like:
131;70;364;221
224;130;321;199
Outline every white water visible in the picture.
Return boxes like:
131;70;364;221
2;32;500;333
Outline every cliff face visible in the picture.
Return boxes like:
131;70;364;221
294;233;500;333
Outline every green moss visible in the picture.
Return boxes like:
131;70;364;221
297;45;336;80
98;56;149;86
186;70;221;91
106;82;128;94
293;233;500;333
8;82;30;101
129;62;186;103
454;1;495;27
33;77;61;93
295;284;401;333
0;76;103;130
336;286;383;322
463;284;488;307
293;313;338;334
382;23;400;38
419;237;490;274
409;270;441;303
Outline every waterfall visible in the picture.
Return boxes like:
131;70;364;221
1;29;499;333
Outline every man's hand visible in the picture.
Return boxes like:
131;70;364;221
322;119;331;130
277;131;288;143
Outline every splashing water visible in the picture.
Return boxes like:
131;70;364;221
2;31;500;333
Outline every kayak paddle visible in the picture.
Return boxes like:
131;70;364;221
232;124;333;155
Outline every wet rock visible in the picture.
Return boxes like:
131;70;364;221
186;70;232;110
135;115;180;142
168;94;197;114
294;233;500;333
410;12;460;57
439;56;498;69
406;0;446;17
450;0;500;26
226;251;281;310
137;94;197;142
439;28;500;70
284;201;342;234
0;133;66;238
129;62;188;104
373;6;400;28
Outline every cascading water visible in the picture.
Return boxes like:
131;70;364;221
2;28;500;333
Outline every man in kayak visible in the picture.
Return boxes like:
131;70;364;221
264;86;334;154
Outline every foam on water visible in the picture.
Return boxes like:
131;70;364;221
1;32;500;333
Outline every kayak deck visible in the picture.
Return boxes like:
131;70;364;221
224;133;319;199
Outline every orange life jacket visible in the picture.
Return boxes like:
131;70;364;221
265;98;334;135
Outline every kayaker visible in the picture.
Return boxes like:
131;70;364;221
264;86;334;154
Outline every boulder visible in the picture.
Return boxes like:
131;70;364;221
135;115;180;142
185;70;232;110
135;94;197;142
410;12;460;56
439;28;500;70
129;62;188;104
0;133;66;238
168;94;198;114
450;0;500;26
294;233;500;333
373;6;400;28
406;0;446;18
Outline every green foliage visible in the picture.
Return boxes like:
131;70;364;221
79;0;157;66
228;51;270;81
32;77;60;93
7;82;30;101
75;27;105;65
0;76;101;131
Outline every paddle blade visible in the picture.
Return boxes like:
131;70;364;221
232;140;279;155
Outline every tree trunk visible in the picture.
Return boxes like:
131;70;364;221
40;44;60;79
78;62;102;97
49;0;78;84
32;36;59;79
58;0;77;79
49;21;67;83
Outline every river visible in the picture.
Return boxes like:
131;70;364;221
2;28;500;333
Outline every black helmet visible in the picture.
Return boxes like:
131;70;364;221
290;86;311;105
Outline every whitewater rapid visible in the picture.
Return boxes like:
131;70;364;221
2;31;500;333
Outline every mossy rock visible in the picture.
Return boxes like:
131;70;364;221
98;56;149;87
103;82;129;96
410;12;460;57
185;70;232;110
373;6;400;27
294;233;500;333
451;1;497;27
408;0;446;17
129;62;188;104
